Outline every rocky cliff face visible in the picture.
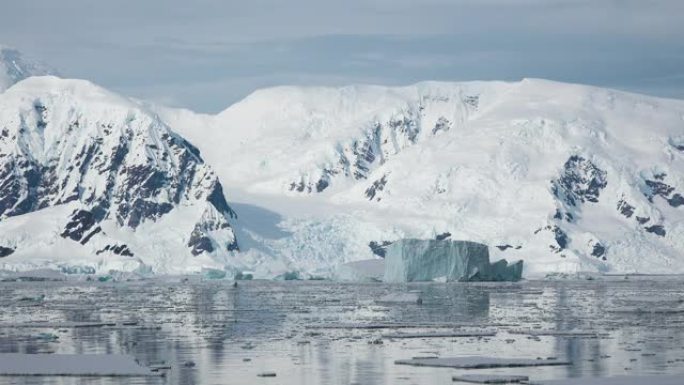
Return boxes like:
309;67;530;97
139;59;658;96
0;76;237;273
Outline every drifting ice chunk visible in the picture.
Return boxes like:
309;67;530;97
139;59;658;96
202;268;227;280
335;259;384;282
383;330;496;339
539;375;684;385
0;353;157;376
383;239;522;283
452;374;529;384
394;356;570;369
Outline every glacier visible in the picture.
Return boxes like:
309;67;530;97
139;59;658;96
383;239;522;283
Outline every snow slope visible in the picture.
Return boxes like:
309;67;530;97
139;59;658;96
0;76;239;274
0;46;54;92
162;79;684;277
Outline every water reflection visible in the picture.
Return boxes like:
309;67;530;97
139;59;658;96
1;278;684;384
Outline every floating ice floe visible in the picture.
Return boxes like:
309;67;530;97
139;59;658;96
0;321;138;328
452;374;529;384
383;330;496;339
538;374;684;385
0;354;158;376
395;356;570;369
508;329;608;338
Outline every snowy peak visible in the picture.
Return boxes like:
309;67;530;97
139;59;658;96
0;46;55;92
162;79;684;277
0;76;238;273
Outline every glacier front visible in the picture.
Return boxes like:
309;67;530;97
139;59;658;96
383;239;523;283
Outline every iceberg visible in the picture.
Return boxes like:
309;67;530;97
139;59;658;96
383;239;522;283
335;259;385;282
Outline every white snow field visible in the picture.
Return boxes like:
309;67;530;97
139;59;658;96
1;71;684;277
161;79;684;278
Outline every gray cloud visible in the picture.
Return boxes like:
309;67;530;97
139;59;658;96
2;0;683;112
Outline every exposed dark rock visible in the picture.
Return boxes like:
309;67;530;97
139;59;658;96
643;176;684;208
464;95;479;109
551;155;607;206
668;193;684;208
553;226;569;250
670;137;684;152
61;209;98;242
496;245;513;251
431;117;451;134
120;200;173;228
188;226;215;256
591;243;606;258
0;246;15;258
80;226;102;245
96;244;134;257
435;232;452;241
653;172;667;181
315;178;329;193
187;207;238;255
645;225;666;237
644;179;675;202
206;181;236;219
617;199;635;218
636;216;650;225
365;174;389;201
543;225;569;253
369;241;393;258
289;110;422;193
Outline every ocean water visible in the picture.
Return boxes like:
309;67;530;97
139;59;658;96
1;277;684;384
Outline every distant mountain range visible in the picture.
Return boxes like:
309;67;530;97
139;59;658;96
2;47;684;277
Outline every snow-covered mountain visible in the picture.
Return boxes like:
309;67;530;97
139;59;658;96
162;79;684;277
0;76;239;274
2;75;683;278
0;46;55;92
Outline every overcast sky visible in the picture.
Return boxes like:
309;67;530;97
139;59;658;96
2;0;683;112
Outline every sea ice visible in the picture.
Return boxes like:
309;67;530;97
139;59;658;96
0;353;158;376
452;374;529;384
383;330;496;339
394;356;570;369
538;374;684;385
383;239;522;283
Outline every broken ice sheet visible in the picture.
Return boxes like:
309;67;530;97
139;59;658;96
383;330;496;339
395;356;570;369
0;353;159;376
452;374;529;384
538;374;684;385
